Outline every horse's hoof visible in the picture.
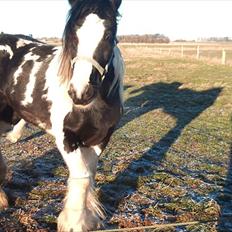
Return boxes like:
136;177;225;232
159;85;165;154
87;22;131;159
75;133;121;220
6;132;20;143
57;208;98;232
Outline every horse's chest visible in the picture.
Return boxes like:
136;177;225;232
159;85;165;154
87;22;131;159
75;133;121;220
62;101;120;153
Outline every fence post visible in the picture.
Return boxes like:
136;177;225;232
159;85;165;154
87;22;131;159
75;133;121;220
222;49;226;65
181;45;184;57
196;46;200;59
168;48;171;56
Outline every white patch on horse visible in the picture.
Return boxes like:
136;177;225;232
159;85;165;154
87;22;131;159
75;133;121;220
12;65;24;93
62;149;90;179
71;14;105;99
92;145;102;156
21;61;43;106
0;45;13;59
12;52;39;90
16;39;33;48
37;122;47;130
44;47;73;137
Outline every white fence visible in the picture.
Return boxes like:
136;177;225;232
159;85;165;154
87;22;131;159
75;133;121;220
120;43;232;65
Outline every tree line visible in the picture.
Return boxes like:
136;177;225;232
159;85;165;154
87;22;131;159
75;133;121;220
198;37;232;42
118;34;170;43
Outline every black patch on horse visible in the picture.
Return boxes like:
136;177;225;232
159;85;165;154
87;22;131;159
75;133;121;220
31;45;56;62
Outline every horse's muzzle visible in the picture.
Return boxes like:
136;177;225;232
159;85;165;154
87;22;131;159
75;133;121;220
68;83;97;105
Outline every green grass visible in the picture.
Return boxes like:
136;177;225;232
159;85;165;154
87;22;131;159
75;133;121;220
99;55;232;230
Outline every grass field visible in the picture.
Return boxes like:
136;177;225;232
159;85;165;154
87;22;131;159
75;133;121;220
0;44;232;231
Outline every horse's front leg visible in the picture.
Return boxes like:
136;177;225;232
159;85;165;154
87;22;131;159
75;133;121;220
57;146;104;232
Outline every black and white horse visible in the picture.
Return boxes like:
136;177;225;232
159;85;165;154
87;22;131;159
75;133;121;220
0;0;124;231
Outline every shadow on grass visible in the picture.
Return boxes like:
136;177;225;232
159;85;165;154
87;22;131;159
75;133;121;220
217;144;232;231
2;148;65;231
99;82;222;221
0;82;223;230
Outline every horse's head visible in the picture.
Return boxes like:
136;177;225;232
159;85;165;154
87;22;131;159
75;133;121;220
58;0;122;105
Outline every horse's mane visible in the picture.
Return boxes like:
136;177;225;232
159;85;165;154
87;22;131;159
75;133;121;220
58;0;120;83
13;34;44;44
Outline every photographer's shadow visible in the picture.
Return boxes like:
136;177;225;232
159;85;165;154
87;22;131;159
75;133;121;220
100;81;222;219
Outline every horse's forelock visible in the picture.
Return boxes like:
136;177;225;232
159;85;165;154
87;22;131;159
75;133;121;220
58;50;72;84
58;26;78;83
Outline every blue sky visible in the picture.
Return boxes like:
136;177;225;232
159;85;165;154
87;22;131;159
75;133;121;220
0;0;232;41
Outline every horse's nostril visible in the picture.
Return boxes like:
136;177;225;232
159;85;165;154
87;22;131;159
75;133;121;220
83;84;95;101
68;84;77;102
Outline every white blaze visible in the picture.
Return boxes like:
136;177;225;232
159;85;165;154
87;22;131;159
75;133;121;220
71;14;105;99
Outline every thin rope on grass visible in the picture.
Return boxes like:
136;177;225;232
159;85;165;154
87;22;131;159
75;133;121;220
93;213;232;232
92;220;215;232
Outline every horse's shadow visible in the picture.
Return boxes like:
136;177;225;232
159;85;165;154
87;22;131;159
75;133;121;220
3;148;65;231
99;82;222;222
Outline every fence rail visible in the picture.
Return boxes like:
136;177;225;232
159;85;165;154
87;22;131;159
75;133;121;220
119;43;232;65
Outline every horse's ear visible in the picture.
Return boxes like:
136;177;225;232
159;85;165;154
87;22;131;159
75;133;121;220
111;0;122;10
68;0;77;6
